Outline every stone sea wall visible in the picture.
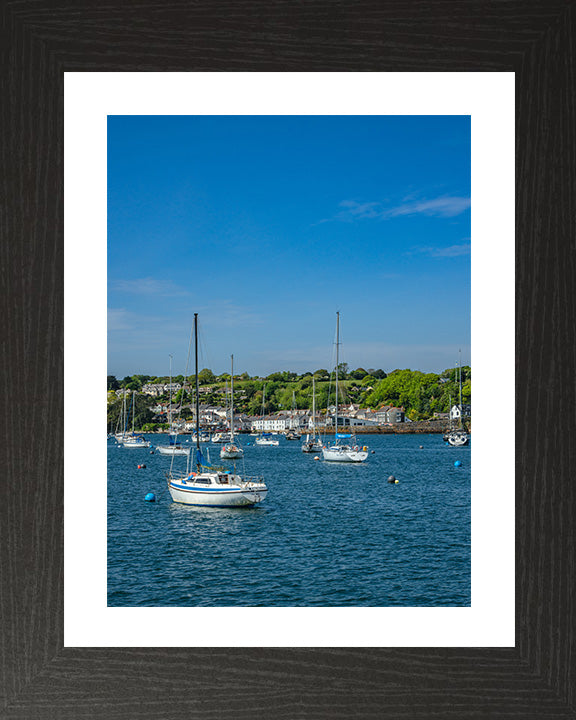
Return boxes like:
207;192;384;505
320;421;453;435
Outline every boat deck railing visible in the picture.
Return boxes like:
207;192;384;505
240;476;267;486
167;470;266;486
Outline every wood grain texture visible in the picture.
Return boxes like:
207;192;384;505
1;0;575;717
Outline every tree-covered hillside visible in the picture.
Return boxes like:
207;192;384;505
108;365;470;422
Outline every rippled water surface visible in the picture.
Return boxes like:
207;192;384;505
108;434;470;607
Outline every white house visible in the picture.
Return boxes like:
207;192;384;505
450;404;471;421
250;414;291;432
374;406;405;423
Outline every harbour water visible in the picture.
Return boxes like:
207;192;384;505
108;433;470;607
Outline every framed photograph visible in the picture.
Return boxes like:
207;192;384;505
3;3;574;718
68;74;508;650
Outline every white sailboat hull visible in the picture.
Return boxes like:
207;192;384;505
322;445;368;462
156;445;190;456
121;438;151;448
220;444;244;459
255;438;279;446
211;433;231;443
302;440;323;453
168;474;267;507
447;432;469;447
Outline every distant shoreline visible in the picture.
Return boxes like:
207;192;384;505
130;421;468;436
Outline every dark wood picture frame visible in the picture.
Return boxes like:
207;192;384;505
2;2;575;717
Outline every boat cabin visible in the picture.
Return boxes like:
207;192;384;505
183;472;233;486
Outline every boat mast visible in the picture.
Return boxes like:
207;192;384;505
230;354;234;441
335;311;339;440
312;376;316;436
168;353;173;432
458;348;463;430
261;384;266;435
194;313;200;469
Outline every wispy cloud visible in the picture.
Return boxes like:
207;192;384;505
107;308;134;331
417;243;471;258
337;200;383;220
386;196;471;218
328;195;471;223
197;300;265;328
111;277;191;297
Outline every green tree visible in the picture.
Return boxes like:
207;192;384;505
198;368;216;385
247;391;264;416
336;362;349;379
174;388;190;404
349;367;368;380
108;393;154;430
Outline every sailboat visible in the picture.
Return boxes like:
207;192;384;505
446;349;469;447
114;391;128;442
120;392;151;448
167;313;268;507
211;381;232;443
285;391;301;440
322;312;368;463
302;376;323;453
255;384;279;446
221;355;244;459
157;354;190;456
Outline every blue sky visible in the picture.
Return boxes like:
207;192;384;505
108;115;470;378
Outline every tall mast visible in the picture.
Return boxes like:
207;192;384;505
168;353;173;431
230;354;234;440
335;311;339;439
312;376;316;435
458;348;463;429
261;384;266;433
194;313;200;467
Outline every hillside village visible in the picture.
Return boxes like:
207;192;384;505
108;369;471;435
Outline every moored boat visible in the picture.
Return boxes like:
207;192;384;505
255;433;279;446
156;355;190;455
120;392;151;447
221;355;244;460
157;435;190;455
121;433;151;449
446;350;469;447
167;313;268;508
322;312;368;463
254;385;279;445
302;376;323;453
